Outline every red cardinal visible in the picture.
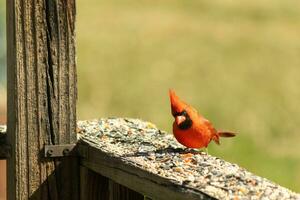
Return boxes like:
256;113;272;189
169;89;236;149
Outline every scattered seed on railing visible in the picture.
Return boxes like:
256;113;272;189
77;118;300;200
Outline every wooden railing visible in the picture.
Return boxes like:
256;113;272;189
1;0;300;199
1;120;299;199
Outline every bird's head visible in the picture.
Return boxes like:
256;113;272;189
169;89;193;129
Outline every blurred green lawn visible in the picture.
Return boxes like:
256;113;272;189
77;0;300;191
0;0;299;193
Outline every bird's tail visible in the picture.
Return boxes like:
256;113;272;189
212;131;236;145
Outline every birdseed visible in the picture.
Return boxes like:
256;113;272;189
77;118;300;200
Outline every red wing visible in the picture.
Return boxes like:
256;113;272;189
201;117;217;135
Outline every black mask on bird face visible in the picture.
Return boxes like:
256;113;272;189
174;110;193;130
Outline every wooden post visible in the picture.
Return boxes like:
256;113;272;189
6;0;78;199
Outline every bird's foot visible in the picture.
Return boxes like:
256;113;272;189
204;147;209;155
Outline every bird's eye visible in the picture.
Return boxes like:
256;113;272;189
181;110;187;116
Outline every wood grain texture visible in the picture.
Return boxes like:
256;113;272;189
79;144;213;200
80;166;109;200
80;165;144;200
109;179;144;200
6;0;78;199
77;118;300;200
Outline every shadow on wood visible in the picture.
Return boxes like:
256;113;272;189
80;166;109;200
29;148;79;200
80;166;144;200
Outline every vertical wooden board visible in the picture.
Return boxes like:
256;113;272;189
23;0;41;197
80;166;109;200
6;0;15;197
109;180;144;200
36;0;53;198
81;163;144;200
6;0;78;199
80;166;89;200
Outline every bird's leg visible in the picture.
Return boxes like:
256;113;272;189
196;148;208;154
204;147;209;154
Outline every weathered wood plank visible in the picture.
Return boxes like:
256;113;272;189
6;0;78;199
80;145;209;200
78;119;214;200
80;165;144;200
78;118;300;200
109;179;144;200
80;166;109;200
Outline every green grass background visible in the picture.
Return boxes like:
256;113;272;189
1;0;300;192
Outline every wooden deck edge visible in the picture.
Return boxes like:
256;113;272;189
77;118;300;200
78;141;214;200
2;121;300;199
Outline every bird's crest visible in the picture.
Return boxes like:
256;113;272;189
169;89;187;116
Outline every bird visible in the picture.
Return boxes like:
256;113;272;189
169;89;236;149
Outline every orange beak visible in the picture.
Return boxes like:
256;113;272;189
175;115;186;126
